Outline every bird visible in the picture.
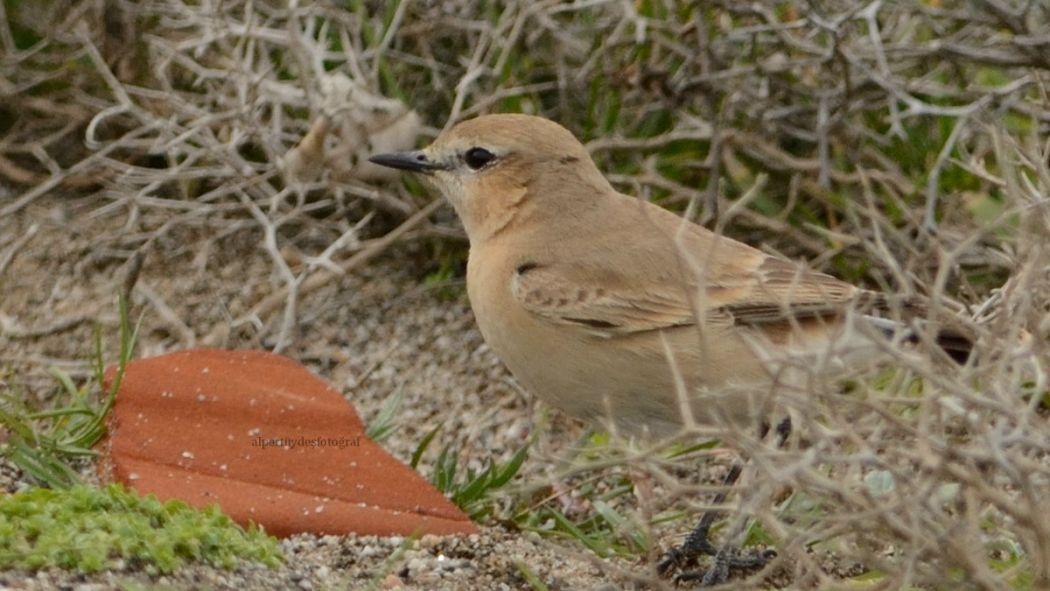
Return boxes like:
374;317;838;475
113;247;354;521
369;113;971;584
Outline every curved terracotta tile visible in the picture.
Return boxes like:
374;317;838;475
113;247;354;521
97;348;477;537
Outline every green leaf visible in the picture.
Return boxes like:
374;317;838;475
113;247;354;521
410;424;441;470
366;386;403;442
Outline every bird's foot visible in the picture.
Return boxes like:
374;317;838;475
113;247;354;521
657;535;774;586
673;547;776;586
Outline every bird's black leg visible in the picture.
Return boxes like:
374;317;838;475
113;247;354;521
657;417;792;585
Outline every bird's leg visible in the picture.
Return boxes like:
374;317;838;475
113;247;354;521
656;417;792;584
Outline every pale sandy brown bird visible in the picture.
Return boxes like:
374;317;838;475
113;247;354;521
370;114;962;436
370;114;970;583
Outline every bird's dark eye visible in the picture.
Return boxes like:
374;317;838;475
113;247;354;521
464;147;496;170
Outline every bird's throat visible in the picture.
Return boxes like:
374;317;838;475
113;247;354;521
463;184;530;242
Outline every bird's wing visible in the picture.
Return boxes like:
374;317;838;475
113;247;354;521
714;257;875;325
511;262;710;337
510;194;878;337
512;255;873;338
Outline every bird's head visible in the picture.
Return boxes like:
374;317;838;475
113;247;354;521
370;114;606;240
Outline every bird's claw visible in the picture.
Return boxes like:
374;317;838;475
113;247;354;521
658;544;775;587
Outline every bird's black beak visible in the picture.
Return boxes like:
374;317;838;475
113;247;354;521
368;150;445;174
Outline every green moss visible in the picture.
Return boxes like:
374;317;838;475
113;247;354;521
0;484;282;574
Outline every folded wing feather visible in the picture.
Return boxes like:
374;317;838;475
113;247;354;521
512;255;882;338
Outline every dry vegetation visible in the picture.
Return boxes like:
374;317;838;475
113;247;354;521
2;0;1049;589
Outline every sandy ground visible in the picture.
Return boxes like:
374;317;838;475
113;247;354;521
0;195;661;590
